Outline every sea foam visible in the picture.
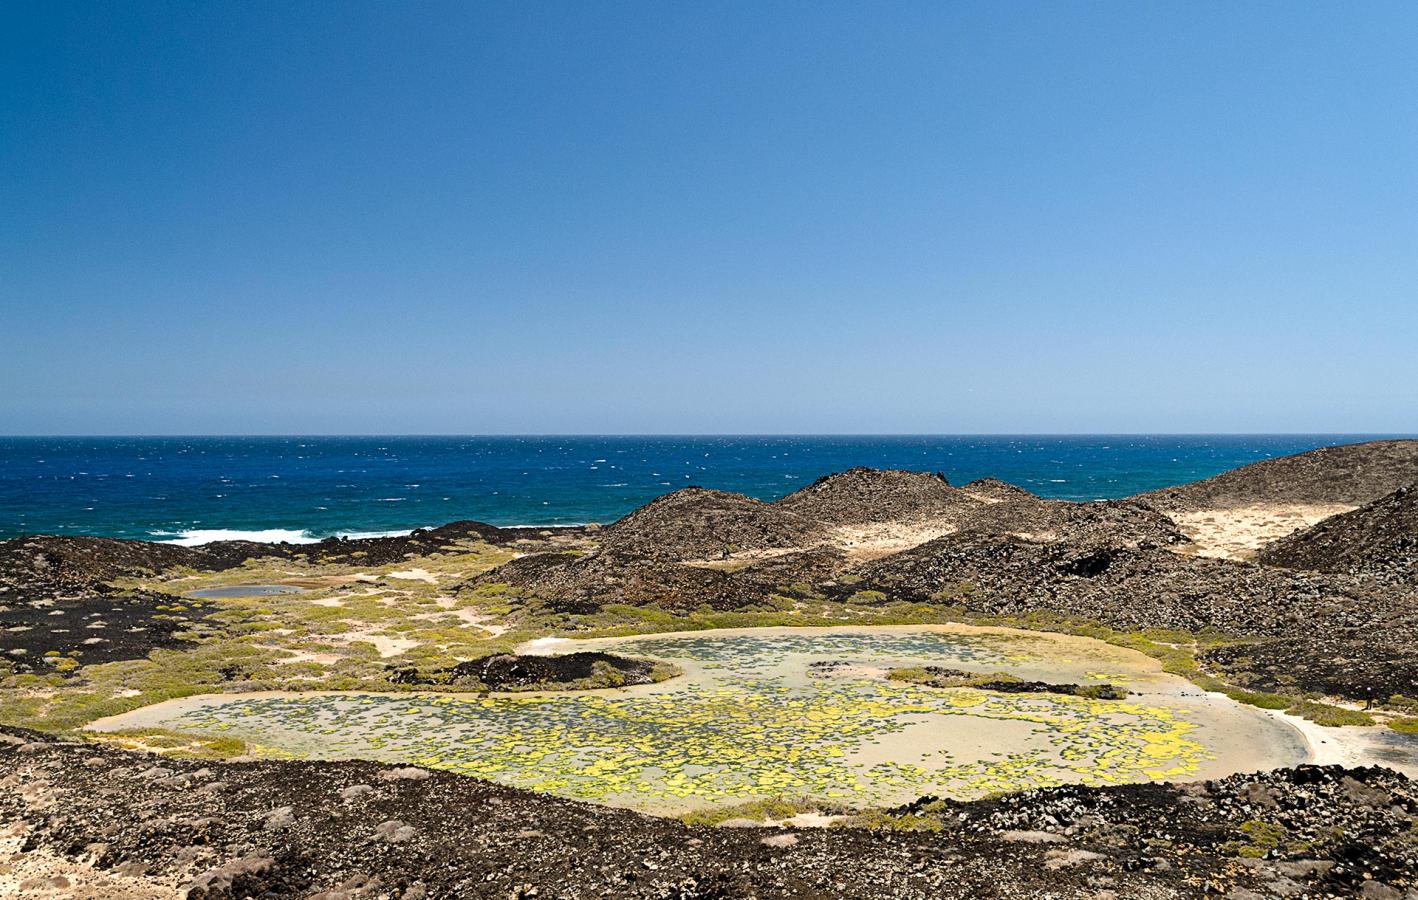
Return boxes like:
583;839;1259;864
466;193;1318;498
154;527;423;546
155;528;321;546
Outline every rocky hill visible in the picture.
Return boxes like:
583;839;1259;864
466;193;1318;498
1139;439;1418;512
601;488;821;560
1258;484;1418;582
774;467;971;524
474;469;1189;609
0;535;207;599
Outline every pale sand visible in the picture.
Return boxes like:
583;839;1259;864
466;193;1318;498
250;643;344;666
387;568;438;584
330;623;421;658
767;812;849;828
826;518;960;561
1170;503;1353;560
681;547;801;570
411;607;507;636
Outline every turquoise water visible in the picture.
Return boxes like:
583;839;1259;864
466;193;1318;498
0;435;1404;541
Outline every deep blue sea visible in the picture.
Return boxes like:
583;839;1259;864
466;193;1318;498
0;436;1407;543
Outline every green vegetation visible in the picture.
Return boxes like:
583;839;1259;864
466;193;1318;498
93;727;249;758
125;630;1210;810
1284;700;1374;727
843;807;947;832
1222;820;1288;858
1387;716;1418;735
888;666;1021;688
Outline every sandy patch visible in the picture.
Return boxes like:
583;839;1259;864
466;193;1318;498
1171;504;1353;560
331;623;421;658
521;636;573;655
387;568;438;584
682;547;801;570
828;518;959;561
289;573;380;588
309;598;345;608
252;644;344;666
411;608;506;637
767;812;848;828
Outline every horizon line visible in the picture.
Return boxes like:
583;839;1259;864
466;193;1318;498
1;432;1416;440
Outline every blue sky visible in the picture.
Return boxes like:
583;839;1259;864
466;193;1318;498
3;2;1415;434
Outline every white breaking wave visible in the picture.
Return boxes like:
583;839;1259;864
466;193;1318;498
155;528;320;546
336;528;422;540
153;526;426;546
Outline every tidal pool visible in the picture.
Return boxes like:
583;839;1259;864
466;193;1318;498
185;584;306;598
90;625;1308;814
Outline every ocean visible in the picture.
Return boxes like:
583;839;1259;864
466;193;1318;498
0;435;1406;543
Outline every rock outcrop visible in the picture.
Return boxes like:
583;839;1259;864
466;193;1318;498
1258;484;1418;583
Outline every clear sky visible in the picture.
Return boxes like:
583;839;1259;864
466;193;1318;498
3;2;1415;435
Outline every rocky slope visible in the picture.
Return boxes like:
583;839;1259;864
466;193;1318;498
600;488;821;560
775;468;970;524
1140;440;1418;512
3;730;1413;899
1258;484;1418;583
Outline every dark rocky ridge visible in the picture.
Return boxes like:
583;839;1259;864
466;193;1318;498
1258;484;1418;583
1139;439;1418;512
472;472;1189;612
3;730;1413;899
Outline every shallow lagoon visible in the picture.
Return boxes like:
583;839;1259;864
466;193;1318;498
91;625;1308;813
184;584;306;599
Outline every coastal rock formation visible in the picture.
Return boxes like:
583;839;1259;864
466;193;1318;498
1135;440;1418;560
0;521;563;603
958;477;1039;503
473;475;1186;609
955;497;1186;548
1258;484;1418;583
0;535;208;600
